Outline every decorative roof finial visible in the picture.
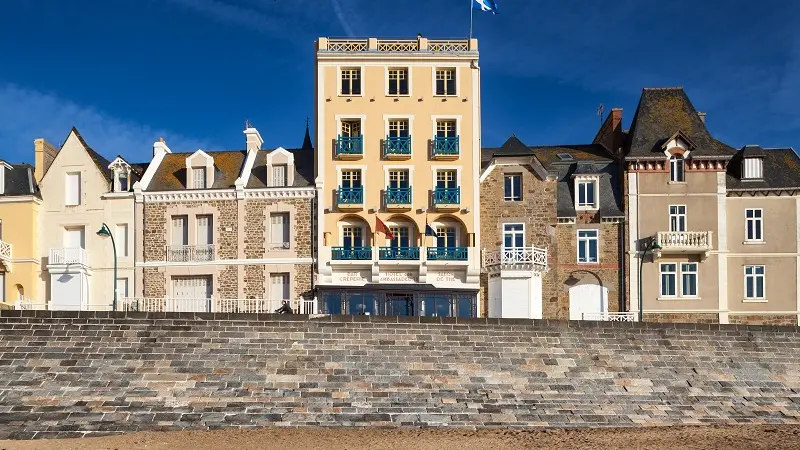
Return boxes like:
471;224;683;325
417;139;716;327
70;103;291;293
158;137;165;143
245;119;252;129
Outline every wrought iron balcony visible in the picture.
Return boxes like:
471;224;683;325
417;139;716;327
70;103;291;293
336;135;363;158
433;187;460;206
49;247;88;266
655;231;713;260
166;245;215;262
337;186;364;207
385;187;412;207
332;246;372;260
483;246;548;272
427;246;468;261
385;136;411;158
432;136;459;159
378;246;420;260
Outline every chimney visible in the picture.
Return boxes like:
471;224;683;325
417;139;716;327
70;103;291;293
698;112;706;124
593;107;624;157
153;137;172;156
33;138;58;183
244;125;263;152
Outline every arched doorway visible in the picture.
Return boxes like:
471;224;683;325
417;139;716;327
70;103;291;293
568;283;609;320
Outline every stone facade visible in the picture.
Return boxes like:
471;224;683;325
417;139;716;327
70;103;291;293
1;311;799;439
644;313;720;324
218;265;239;299
479;164;557;317
729;314;798;326
142;268;165;298
142;203;167;262
294;264;313;300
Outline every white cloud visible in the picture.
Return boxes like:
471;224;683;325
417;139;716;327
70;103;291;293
0;83;211;164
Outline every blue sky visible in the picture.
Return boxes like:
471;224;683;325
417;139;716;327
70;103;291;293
0;0;798;164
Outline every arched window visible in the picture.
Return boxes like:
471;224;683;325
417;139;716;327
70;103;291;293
669;154;684;182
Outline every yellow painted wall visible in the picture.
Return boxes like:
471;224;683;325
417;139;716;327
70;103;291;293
0;199;40;304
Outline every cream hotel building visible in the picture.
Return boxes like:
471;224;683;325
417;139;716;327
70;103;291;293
314;36;481;317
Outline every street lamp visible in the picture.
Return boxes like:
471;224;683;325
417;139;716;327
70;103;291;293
96;223;117;311
638;238;662;322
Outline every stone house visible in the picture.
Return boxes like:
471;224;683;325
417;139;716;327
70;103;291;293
132;124;315;313
479;133;626;320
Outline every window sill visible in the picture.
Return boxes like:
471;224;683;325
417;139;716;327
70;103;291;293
504;199;523;202
387;94;411;98
657;296;701;301
742;298;768;303
338;94;364;98
576;206;599;211
432;94;458;98
667;181;686;185
577;260;600;265
743;241;766;245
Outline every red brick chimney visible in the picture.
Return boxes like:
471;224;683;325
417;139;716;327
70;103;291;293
593;108;623;158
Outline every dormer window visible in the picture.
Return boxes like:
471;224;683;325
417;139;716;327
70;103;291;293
669;154;684;182
743;157;763;179
266;148;295;188
192;167;207;189
575;179;598;210
186;150;214;190
108;157;132;193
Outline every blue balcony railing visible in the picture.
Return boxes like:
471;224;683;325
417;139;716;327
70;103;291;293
385;187;412;205
337;135;363;156
385;136;411;156
332;246;372;260
433;187;460;205
427;247;468;261
337;186;364;204
432;136;459;157
379;246;420;260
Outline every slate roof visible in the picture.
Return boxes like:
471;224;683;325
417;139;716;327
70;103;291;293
726;147;800;191
69;128;114;183
246;148;314;189
0;163;40;199
146;151;247;191
625;87;736;158
532;145;624;218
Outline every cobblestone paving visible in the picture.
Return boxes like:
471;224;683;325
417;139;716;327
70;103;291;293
0;311;798;439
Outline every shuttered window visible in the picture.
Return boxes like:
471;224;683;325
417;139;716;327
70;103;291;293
192;168;206;189
65;172;81;205
171;216;188;245
115;224;129;257
272;165;287;187
270;273;290;300
196;215;213;245
271;213;290;246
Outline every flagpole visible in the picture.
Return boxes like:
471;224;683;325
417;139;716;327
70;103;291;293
469;0;474;39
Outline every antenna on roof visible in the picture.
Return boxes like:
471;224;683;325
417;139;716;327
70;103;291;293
245;119;252;129
597;104;604;125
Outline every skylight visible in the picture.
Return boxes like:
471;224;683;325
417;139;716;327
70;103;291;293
557;153;574;161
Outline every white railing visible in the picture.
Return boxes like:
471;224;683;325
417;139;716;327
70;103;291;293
166;245;215;262
120;297;317;314
428;40;470;52
327;39;368;52
49;247;88;265
483;246;548;270
16;297;47;310
0;239;11;260
377;40;418;52
656;231;713;251
581;312;637;322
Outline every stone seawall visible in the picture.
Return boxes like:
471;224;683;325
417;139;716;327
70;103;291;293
0;311;798;439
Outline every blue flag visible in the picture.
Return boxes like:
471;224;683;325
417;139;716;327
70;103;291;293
425;222;437;236
473;0;499;14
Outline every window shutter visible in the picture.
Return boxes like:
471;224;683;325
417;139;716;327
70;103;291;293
192;168;206;189
270;274;290;300
115;224;129;257
65;173;80;205
197;216;212;245
273;165;287;187
271;213;289;244
172;217;188;245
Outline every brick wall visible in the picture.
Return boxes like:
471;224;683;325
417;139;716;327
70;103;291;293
0;311;798;439
143;203;167;262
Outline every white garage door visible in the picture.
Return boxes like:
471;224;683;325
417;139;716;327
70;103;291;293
569;283;608;320
171;276;212;312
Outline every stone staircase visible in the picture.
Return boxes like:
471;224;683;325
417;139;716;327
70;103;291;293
0;311;798;439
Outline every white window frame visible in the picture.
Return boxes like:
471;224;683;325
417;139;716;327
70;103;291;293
669;205;687;232
503;223;525;249
116;278;129;298
196;215;213;245
432;67;458;96
338;66;364;97
339;223;365;248
504;174;522;201
191;167;207;189
745;208;763;242
659;263;678;298
577;229;599;264
680;263;698;298
386;67;411;96
272;164;288;187
743;265;766;301
65;172;81;206
575;179;598;210
430;115;462;142
270;212;291;248
669;155;685;182
115;224;129;257
171;215;189;246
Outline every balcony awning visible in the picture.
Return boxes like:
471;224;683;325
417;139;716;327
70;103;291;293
318;283;478;293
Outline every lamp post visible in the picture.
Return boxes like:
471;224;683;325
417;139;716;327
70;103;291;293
638;238;662;322
96;223;117;311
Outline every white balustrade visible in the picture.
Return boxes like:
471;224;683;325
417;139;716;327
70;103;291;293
483;246;548;270
324;39;470;53
120;297;318;314
49;247;88;265
656;231;713;251
581;312;637;322
0;239;11;261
